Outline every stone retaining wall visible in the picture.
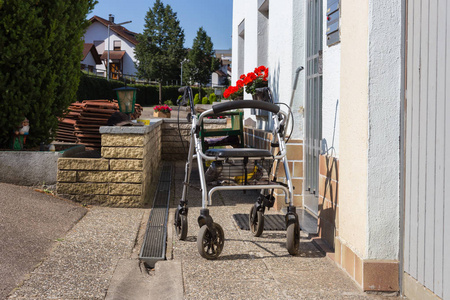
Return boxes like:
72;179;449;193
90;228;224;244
57;122;162;207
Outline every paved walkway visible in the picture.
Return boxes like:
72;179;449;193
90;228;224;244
4;162;399;299
169;161;395;300
0;183;86;300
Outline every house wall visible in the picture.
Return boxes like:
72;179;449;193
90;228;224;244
84;22;137;76
333;0;402;291
232;0;306;139
321;5;340;157
338;0;369;260
81;52;97;70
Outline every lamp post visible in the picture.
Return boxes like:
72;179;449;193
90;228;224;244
107;19;132;81
180;58;189;86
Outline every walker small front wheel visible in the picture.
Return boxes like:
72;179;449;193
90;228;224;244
286;222;300;255
197;223;224;260
175;211;188;240
249;205;264;237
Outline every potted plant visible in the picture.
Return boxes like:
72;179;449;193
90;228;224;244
153;104;172;118
223;65;268;100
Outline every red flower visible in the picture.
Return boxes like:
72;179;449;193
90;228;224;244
240;74;246;80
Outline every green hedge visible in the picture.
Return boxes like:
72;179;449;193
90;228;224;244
77;74;213;106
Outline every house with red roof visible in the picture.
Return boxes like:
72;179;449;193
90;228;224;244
81;43;101;74
83;14;138;79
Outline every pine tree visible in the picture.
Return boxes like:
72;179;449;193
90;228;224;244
184;27;215;99
0;0;96;147
135;0;185;104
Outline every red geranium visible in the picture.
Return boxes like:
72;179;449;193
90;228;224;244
223;65;268;99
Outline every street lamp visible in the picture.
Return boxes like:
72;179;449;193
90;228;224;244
180;58;189;86
107;19;132;81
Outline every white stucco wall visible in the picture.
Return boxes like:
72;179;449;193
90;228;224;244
83;21;137;76
232;0;306;139
321;3;340;157
339;0;402;261
339;0;369;257
366;0;402;260
81;52;97;69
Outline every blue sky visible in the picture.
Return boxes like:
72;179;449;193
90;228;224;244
87;0;233;50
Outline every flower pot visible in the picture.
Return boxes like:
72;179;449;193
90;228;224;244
153;111;171;118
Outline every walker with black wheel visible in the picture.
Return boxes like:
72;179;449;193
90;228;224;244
174;86;300;259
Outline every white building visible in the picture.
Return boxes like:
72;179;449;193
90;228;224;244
211;49;232;88
83;15;138;79
232;0;449;299
81;43;101;74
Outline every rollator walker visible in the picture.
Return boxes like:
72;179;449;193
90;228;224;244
174;86;300;259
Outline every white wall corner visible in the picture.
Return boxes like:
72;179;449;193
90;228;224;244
366;0;403;260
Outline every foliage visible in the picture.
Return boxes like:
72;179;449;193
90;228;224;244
164;99;174;105
153;104;172;113
0;0;97;147
134;0;185;104
209;93;217;103
184;27;215;98
224;66;268;99
193;93;200;105
201;96;209;105
77;74;213;106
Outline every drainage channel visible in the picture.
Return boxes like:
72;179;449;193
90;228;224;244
139;162;172;268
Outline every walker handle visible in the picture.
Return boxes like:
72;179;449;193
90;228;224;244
212;100;280;115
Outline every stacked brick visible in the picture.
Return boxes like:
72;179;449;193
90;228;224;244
56;100;142;149
57;124;162;207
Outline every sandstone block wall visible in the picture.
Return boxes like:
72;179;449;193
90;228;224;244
57;123;162;207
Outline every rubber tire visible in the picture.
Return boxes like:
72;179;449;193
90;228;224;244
175;211;188;240
249;205;264;237
197;222;225;260
286;222;300;255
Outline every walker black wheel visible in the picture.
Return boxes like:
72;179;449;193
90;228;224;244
286;222;300;255
197;222;224;260
249;205;264;237
175;210;188;240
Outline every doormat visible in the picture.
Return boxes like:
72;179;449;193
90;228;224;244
233;213;286;231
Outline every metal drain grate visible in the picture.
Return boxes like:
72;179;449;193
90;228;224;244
139;163;172;267
233;213;286;231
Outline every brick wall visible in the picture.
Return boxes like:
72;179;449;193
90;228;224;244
57;124;162;207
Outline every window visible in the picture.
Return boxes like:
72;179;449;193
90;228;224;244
113;40;121;51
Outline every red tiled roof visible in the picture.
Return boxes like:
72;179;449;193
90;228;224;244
82;43;102;64
215;70;227;77
100;50;126;60
89;15;139;46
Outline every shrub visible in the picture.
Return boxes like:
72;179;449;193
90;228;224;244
202;96;209;104
164;100;174;106
209;93;217;104
0;1;96;147
193;94;200;105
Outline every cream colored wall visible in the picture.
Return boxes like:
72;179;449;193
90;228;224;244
338;0;369;257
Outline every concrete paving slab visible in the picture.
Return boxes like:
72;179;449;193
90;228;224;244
0;183;87;299
169;161;398;299
9;207;145;299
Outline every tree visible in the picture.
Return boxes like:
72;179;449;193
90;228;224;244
135;0;185;104
0;0;96;147
184;27;216;99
